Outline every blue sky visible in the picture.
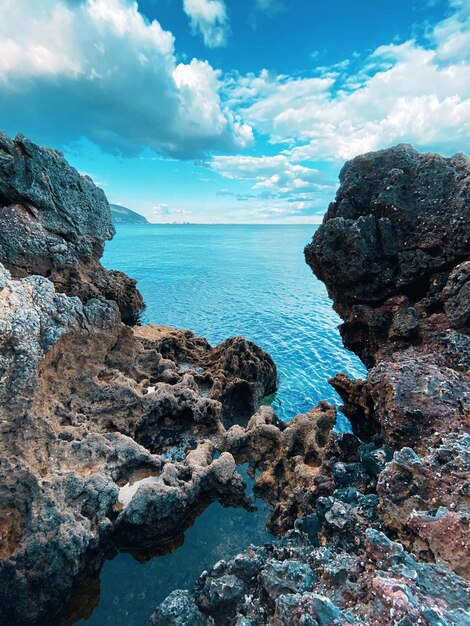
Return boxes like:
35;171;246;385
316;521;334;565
0;0;468;223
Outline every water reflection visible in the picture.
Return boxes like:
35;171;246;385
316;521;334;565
74;468;272;625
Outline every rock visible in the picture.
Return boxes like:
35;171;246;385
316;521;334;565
148;590;205;626
378;433;470;576
443;261;470;329
307;145;470;451
115;447;250;547
0;132;144;322
0;266;277;624
259;559;315;599
132;325;277;430
156;529;469;626
198;574;245;617
224;402;338;533
153;145;470;626
274;592;356;626
305;144;470;321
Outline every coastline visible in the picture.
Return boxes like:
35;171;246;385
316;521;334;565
0;134;468;625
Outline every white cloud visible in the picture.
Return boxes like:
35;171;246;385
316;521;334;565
209;1;470;221
210;154;331;195
0;0;251;157
224;3;470;162
182;0;228;48
208;153;335;220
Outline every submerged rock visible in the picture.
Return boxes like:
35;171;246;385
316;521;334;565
0;132;144;322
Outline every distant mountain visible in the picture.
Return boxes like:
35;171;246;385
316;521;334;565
110;203;148;224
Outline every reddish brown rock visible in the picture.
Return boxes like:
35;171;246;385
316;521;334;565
378;434;470;577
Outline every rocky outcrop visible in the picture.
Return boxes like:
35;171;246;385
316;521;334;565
152;145;469;625
223;404;388;535
149;528;469;625
305;144;469;451
305;145;470;577
0;132;279;626
0;262;276;624
2;136;469;625
0;132;144;322
305;144;469;329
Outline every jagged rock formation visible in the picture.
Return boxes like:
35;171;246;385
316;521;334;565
305;144;469;334
2;135;469;625
305;144;470;577
305;144;469;450
0;263;276;625
149;529;469;626
0;132;144;322
151;145;470;625
0;135;278;625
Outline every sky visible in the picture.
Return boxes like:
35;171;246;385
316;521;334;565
0;0;469;223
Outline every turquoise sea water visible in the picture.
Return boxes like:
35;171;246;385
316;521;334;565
75;224;365;625
103;224;364;425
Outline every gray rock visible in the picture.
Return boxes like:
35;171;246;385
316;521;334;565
0;132;143;322
260;559;315;599
198;574;245;611
148;590;205;626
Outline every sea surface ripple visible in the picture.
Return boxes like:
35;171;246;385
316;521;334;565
103;224;365;428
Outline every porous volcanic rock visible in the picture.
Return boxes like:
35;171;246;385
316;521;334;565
0;264;277;625
306;144;470;451
0;132;143;322
305;144;469;323
224;403;337;533
152;145;470;626
378;433;470;577
149;529;469;625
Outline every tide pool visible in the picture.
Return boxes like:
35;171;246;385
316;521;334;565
74;224;365;625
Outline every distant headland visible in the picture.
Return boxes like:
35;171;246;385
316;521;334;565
110;203;149;224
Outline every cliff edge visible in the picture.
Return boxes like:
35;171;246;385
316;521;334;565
0;132;144;323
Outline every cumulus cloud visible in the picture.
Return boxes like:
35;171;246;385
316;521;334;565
182;0;228;47
225;2;470;161
210;1;470;220
209;153;335;220
0;0;251;157
211;154;331;194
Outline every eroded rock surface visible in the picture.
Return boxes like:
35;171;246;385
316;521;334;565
149;529;469;626
0;132;144;322
0;263;276;624
305;145;469;452
152;145;469;626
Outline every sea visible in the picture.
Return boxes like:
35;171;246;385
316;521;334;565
75;224;365;625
